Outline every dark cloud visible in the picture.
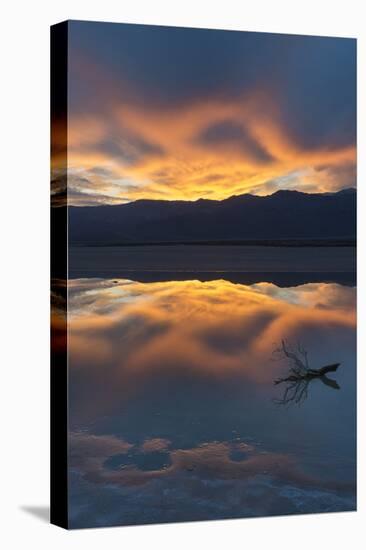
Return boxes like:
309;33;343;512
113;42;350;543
68;22;356;153
271;37;356;151
197;120;274;164
97;134;164;165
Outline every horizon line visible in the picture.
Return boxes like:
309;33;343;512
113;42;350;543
65;186;357;208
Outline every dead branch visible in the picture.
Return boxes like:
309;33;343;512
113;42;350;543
272;340;341;406
273;339;309;377
274;362;341;385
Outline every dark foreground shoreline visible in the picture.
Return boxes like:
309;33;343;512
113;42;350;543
71;239;356;248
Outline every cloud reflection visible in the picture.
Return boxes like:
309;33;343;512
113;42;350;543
67;278;355;426
69;431;354;495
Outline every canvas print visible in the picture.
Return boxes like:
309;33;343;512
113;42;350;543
51;21;356;529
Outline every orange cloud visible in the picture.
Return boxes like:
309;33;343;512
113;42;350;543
65;91;356;204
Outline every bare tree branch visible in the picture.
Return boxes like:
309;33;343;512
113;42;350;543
272;340;341;407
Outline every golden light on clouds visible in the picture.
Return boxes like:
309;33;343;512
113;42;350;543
53;25;356;206
62;91;356;205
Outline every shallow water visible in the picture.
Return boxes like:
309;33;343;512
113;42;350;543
66;273;356;528
69;245;356;278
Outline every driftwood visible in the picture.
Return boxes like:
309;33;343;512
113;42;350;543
274;363;340;385
273;340;341;406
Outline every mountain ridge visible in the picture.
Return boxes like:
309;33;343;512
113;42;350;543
68;188;356;245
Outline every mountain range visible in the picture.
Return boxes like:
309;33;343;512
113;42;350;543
68;188;356;245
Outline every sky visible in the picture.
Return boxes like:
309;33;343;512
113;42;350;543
54;21;356;205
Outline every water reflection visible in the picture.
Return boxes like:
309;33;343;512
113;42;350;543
67;278;356;527
273;340;341;406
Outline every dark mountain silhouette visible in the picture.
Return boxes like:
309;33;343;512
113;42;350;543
68;188;356;245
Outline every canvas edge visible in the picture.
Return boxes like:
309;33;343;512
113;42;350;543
50;20;69;530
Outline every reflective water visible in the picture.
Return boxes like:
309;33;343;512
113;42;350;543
67;274;356;527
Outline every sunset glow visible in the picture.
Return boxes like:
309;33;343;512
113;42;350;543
51;21;357;528
58;23;356;205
